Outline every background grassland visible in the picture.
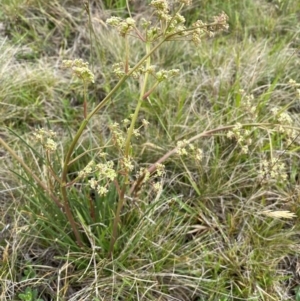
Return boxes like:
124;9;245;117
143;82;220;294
0;0;300;300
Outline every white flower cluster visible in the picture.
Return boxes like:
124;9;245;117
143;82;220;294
271;107;296;145
33;128;57;152
77;159;117;197
258;157;287;184
106;17;136;37
226;123;252;154
62;59;94;84
176;140;203;162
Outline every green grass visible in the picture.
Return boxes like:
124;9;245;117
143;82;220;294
1;0;300;300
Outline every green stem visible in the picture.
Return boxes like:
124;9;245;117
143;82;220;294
107;181;125;259
125;37;129;73
124;42;151;156
83;82;88;119
61;178;83;246
60;119;89;246
108;42;152;258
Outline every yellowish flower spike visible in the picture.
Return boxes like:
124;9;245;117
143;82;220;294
262;210;296;219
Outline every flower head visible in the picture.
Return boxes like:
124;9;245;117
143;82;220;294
62;59;94;84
